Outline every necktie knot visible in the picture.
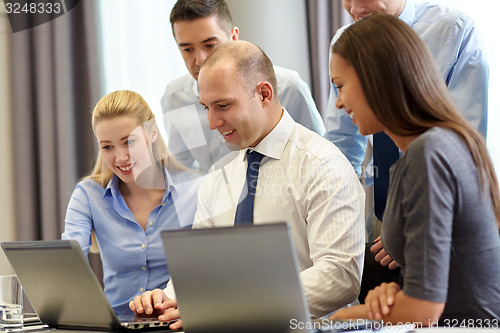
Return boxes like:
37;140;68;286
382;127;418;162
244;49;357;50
246;150;265;168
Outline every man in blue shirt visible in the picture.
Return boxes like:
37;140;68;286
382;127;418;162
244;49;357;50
326;0;489;243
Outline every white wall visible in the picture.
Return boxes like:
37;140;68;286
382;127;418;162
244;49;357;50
0;6;16;274
431;0;500;178
226;0;312;88
99;0;187;141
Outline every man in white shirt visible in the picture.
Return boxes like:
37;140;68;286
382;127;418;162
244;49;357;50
164;0;325;173
130;41;365;330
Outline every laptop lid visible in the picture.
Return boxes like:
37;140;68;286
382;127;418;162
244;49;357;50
1;240;165;331
161;223;313;333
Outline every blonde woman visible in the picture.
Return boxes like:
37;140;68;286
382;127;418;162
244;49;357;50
63;90;203;314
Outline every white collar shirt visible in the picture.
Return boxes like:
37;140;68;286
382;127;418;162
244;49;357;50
192;109;366;317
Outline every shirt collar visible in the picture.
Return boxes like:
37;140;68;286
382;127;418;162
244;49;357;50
398;0;415;26
192;79;199;98
243;108;295;161
103;166;176;200
104;175;120;199
164;167;176;198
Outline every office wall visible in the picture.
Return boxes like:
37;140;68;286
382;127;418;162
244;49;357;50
226;0;312;88
0;9;16;274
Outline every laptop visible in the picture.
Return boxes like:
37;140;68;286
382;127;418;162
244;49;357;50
161;223;314;333
1;240;171;331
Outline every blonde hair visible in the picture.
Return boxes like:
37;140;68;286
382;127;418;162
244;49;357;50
87;90;187;187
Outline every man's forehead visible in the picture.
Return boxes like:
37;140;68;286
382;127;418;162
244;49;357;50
173;16;229;41
199;65;237;99
200;63;230;86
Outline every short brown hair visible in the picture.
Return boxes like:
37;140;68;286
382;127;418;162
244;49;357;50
170;0;233;35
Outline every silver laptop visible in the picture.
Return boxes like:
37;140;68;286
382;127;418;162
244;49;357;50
1;240;171;331
161;223;313;333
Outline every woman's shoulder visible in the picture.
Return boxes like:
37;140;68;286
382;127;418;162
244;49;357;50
405;128;473;178
411;127;464;155
72;178;107;196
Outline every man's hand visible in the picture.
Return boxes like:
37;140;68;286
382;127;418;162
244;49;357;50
129;289;183;330
370;236;398;270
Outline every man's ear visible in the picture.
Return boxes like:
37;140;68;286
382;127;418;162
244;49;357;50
257;81;273;107
231;26;239;41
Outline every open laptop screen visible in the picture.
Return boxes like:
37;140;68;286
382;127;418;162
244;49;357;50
161;223;312;333
1;240;166;330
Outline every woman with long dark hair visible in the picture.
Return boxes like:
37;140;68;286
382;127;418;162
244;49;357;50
329;14;500;325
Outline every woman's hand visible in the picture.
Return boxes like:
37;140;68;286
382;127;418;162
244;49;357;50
370;236;398;270
364;282;401;320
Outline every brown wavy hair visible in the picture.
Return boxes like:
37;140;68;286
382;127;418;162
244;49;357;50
332;14;500;228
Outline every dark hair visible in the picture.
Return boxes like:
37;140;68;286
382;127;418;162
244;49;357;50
332;13;500;226
202;40;278;97
170;0;233;34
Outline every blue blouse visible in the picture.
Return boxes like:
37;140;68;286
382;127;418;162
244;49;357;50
62;168;203;314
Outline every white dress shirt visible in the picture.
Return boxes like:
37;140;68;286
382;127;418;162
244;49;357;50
192;110;365;317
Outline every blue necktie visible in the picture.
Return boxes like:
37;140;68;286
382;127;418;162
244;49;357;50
234;150;265;225
373;132;399;221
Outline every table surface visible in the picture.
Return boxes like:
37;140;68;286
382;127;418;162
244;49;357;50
17;314;500;333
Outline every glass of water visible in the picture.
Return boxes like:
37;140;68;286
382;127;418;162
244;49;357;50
0;275;23;329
